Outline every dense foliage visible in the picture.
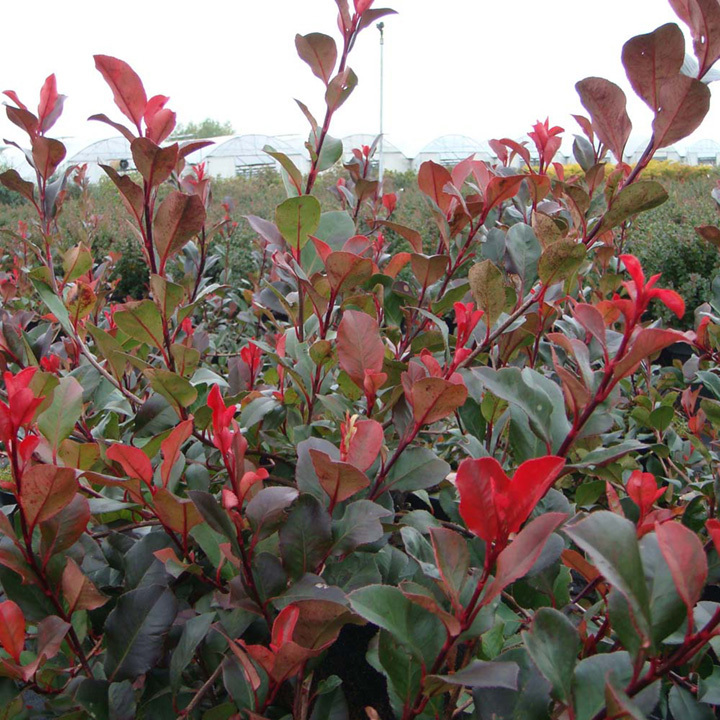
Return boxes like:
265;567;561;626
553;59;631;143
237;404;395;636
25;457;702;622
3;2;720;719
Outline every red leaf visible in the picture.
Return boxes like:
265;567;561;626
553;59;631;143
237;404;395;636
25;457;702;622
656;521;707;617
37;74;65;133
417;161;453;214
0;601;24;663
613;328;689;379
503;457;567;536
482;512;567;605
457;457;508;544
626;470;665;518
160;417;194;488
576;77;632;161
94;55;147;131
19;465;77;530
336;310;385;387
272;604;300;649
622;24;685;111
708;518;720;555
107;443;153;487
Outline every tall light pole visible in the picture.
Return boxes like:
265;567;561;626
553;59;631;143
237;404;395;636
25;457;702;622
377;21;385;185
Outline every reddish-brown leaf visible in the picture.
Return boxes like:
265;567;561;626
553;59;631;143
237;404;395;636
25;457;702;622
576;77;632;160
295;33;338;85
153;488;203;535
153;191;206;273
656;521;707;617
0;601;24;663
622;24;685;111
651;74;711;150
107;443;153;487
670;0;720;76
336;310;385;387
99;164;144;220
31;137;66;181
410;254;449;288
160;417;194;488
131;137;179;188
309;450;370;503
325;252;373;293
484;175;525;216
345;418;384;471
482;512;567;605
19;465;77;530
94;55;147;131
62;558;108;613
410;377;468;426
418;161;453;214
373;221;423;253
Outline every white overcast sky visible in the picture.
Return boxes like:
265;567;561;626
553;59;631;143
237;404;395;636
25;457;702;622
1;0;718;158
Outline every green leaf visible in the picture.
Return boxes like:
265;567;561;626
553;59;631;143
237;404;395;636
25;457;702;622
279;494;332;580
433;660;519;688
314;133;343;172
598;180;668;233
505;223;541;289
349;584;445;663
332;500;390;555
37;376;84;456
87;324;127;381
63;243;93;282
564;512;651;640
114;300;164;348
276;195;321;251
572;652;633;720
669;685;715;720
144;369;198;413
538;238;586;285
522;608;580;703
314;211;356;249
31;277;74;336
104;584;178;681
169;612;215;690
108;680;136;720
384;447;450;493
264;145;303;191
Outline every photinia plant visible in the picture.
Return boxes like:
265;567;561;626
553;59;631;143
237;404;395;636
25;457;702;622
3;0;720;718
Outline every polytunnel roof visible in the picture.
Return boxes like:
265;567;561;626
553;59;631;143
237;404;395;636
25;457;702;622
67;137;132;163
207;134;305;161
418;134;492;156
342;134;404;155
688;138;720;154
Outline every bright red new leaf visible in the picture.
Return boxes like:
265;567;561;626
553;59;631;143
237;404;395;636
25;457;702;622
457;456;565;554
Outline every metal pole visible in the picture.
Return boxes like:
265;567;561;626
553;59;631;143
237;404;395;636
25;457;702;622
377;21;385;185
